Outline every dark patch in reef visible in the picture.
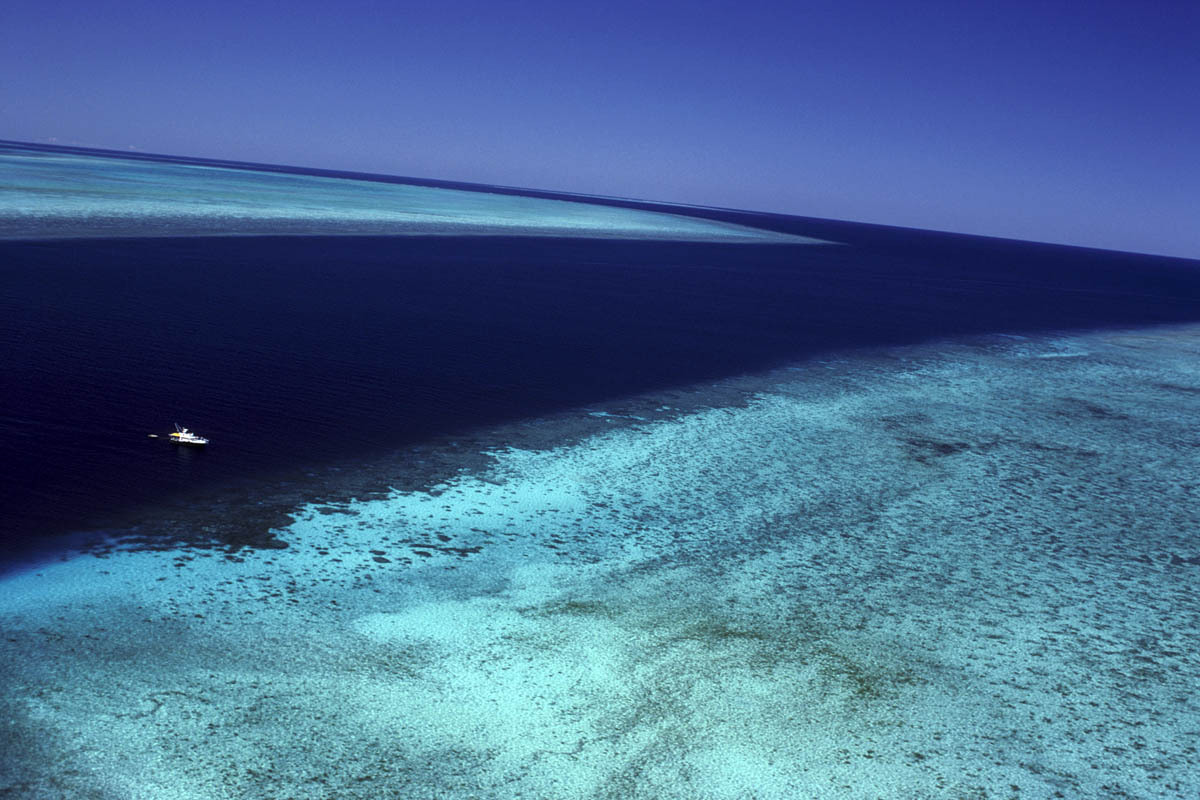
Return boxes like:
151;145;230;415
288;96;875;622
1056;397;1132;421
902;436;974;463
84;506;292;558
407;543;482;558
1153;382;1200;395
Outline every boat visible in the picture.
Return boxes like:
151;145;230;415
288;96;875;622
169;423;209;446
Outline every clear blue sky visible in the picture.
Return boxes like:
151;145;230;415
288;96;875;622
4;0;1197;257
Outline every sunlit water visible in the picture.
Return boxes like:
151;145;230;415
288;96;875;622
2;144;1199;798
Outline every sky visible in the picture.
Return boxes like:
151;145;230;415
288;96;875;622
3;0;1198;258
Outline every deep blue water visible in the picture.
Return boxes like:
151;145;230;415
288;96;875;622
3;154;1200;568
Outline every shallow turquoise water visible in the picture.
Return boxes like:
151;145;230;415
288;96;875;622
0;146;813;242
3;326;1198;798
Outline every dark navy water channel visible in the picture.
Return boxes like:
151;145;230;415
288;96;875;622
3;207;1200;569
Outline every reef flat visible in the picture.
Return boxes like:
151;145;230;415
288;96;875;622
2;325;1199;798
0;144;815;242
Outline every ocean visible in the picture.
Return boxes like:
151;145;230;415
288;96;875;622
2;142;1200;797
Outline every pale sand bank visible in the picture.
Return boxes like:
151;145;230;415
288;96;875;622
3;326;1199;798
